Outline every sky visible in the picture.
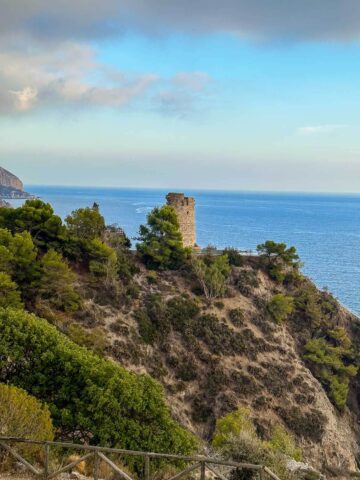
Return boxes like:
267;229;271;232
1;1;360;192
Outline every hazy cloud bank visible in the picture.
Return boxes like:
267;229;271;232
2;0;360;43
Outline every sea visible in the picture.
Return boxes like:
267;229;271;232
12;186;360;317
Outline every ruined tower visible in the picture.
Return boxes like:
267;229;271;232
166;192;196;248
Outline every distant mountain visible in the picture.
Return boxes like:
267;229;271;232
0;166;32;199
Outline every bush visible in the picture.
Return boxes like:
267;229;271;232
0;308;197;463
212;407;299;480
65;206;105;241
267;294;294;323
166;295;200;332
234;269;259;296
304;327;357;410
0;199;65;250
0;272;23;309
277;407;327;442
88;238;118;279
228;308;244;326
192;254;230;300
265;425;302;461
0;383;54;462
67;324;108;355
0;229;40;301
38;250;81;312
223;247;244;267
0;383;54;439
257;241;299;283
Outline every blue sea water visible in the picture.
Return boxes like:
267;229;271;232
19;186;360;317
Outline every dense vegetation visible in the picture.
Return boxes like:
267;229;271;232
0;198;359;478
0;308;196;460
212;407;302;480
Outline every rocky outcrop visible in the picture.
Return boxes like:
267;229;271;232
0;166;31;199
0;199;11;207
0;166;23;191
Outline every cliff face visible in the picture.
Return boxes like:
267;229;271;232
0;166;23;191
61;258;360;477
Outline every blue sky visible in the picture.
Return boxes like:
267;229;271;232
1;1;360;192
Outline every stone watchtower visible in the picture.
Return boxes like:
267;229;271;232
166;192;196;248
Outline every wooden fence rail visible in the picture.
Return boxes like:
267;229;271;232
0;437;281;480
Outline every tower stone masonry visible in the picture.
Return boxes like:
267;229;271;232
166;192;196;248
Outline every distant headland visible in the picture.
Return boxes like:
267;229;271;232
0;166;32;203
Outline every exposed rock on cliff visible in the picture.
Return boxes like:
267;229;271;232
0;166;31;198
0;166;23;190
0;199;11;207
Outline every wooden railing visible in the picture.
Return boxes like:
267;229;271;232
0;437;281;480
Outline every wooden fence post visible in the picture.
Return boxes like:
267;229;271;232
200;461;206;480
144;455;150;480
44;443;50;480
93;452;100;480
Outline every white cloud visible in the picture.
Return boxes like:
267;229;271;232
10;87;38;111
297;124;347;136
0;43;158;113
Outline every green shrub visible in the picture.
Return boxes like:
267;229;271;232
38;249;81;312
191;254;230;300
134;308;157;344
212;406;256;449
166;295;200;332
212;407;299;480
223;247;244;267
0;382;54;439
65;206;105;241
0;272;23;309
267;294;294;323
265;425;302;461
0;383;54;461
277;406;327;442
88;238;118;278
257;241;299;283
214;300;225;309
304;327;357;410
67;324;108;355
147;270;158;284
234;269;259;296
0;199;65;250
0;308;197;463
228;308;244;326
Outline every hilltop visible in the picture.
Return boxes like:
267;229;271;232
0;166;32;199
0;199;360;479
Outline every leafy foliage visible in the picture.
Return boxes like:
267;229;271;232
67;324;108;355
0;272;23;309
0;308;196;460
137;205;189;269
0;199;65;249
267;294;294;323
65;206;105;241
191;254;230;300
265;425;302;461
223;247;244;267
257;240;299;282
39;250;81;312
304;328;358;410
212;406;256;449
0;382;54;440
212;406;300;480
0;229;40;302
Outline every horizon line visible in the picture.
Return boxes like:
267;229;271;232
24;184;360;197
